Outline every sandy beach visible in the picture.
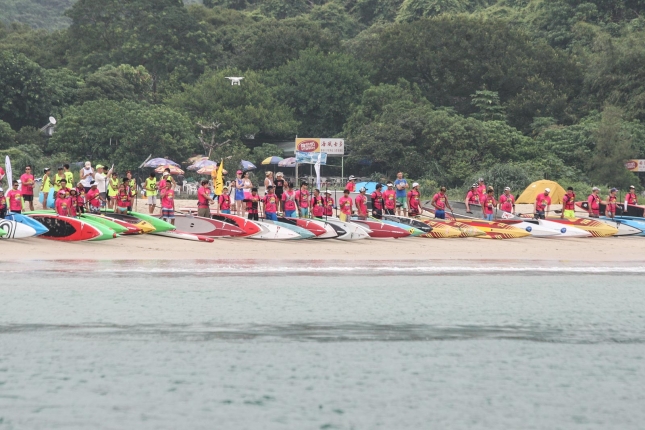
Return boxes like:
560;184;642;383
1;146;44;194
5;198;645;263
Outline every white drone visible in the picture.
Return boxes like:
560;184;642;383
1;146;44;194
225;77;244;86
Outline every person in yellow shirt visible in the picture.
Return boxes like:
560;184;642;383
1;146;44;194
53;167;66;192
107;171;119;209
41;167;52;209
63;164;74;190
144;172;158;214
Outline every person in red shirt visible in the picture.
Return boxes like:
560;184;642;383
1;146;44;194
338;189;353;222
0;188;7;219
218;186;231;214
561;187;575;219
625;185;638;211
355;187;368;218
263;186;279;221
86;181;102;214
114;183;131;214
197;180;214;218
20;165;35;211
68;188;79;217
244;187;261;221
481;188;497;221
370;184;384;219
75;182;86;214
606;188;618;219
281;182;298;218
534;188;551;219
498;187;515;215
310;189;325;218
431;186;452;219
323;191;334;217
6;181;23;214
383;182;397;215
55;190;71;217
160;180;175;224
407;182;421;216
465;183;480;213
476;178;487;202
295;183;310;218
587;187;601;218
345;175;356;192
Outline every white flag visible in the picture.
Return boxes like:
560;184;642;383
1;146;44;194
314;154;321;190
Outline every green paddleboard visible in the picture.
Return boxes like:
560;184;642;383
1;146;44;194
24;210;117;240
104;209;175;233
81;214;128;235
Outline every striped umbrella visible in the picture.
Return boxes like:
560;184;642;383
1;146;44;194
261;156;284;165
278;157;296;168
154;164;184;175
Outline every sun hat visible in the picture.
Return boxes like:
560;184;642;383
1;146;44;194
237;170;242;174
544;188;551;193
359;187;366;192
611;187;618;192
0;188;3;193
630;185;635;189
471;183;477;187
96;164;104;169
478;177;484;182
58;190;66;196
592;186;599;191
43;167;51;173
325;190;332;194
413;182;419;187
162;172;169;176
386;182;393;187
504;187;510;191
349;175;356;180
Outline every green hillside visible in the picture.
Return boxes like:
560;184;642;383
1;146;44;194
2;0;645;192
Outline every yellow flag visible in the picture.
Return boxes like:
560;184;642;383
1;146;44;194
214;159;224;195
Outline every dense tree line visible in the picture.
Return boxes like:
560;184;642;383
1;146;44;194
2;0;645;191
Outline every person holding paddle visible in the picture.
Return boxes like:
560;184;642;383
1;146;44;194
625;185;638;211
534;188;551;219
431;186;452;219
606;188;618;219
587;187;601;218
561;187;576;219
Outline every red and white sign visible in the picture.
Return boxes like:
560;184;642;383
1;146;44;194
625;159;645;172
295;138;320;153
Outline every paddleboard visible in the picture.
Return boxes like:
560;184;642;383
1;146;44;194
425;219;483;238
379;219;425;236
5;156;12;189
210;213;262;237
545;217;618;237
324;219;370;240
495;220;561;237
28;214;102;241
105;209;174;233
383;215;434;235
100;212;156;233
453;219;531;239
278;217;328;237
157;213;244;237
421;220;464;238
602;216;645;236
262;220;315;239
249;221;301;240
4;213;48;235
0;219;38;239
81;214;129;235
577;201;645;218
0;229;5;237
73;217;118;240
351;218;410;238
594;218;642;236
153;231;215;242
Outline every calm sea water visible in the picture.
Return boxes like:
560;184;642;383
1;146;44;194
1;260;644;430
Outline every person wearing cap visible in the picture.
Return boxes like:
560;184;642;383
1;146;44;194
345;175;357;192
0;187;7;219
68;188;79;217
476;178;487;202
355;187;368;218
561;187;576;219
408;182;421;216
234;170;245;216
262;185;279;220
383;182;397;215
587;187;601;218
53;167;66;193
55;188;72;217
274;172;285;213
41;168;52;209
75;182;86;214
94;164;113;208
244;187;261;220
338;189;353;222
7;181;22;214
498;187;515;215
482;187;497;221
310;189;325;218
107;171;119;209
370;184;384;219
144;171;158;214
282;182;298;218
534;188;551;219
323;190;335;217
295;183;310;217
625;185;638;211
465;183;480;213
394;172;409;216
80;161;94;193
606;188;618;219
197;179;215;218
18;165;35;211
431;186;452;219
63;164;74;190
86;181;102;214
218;186;231;214
159;180;175;223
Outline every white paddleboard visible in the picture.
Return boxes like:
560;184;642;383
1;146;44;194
5;155;12;189
307;219;339;239
0;219;38;239
153;231;214;242
511;221;561;237
595;219;643;236
536;219;591;238
325;219;370;240
249;221;301;240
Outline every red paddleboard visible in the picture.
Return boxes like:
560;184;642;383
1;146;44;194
209;213;262;237
351;219;410;238
278;217;327;236
96;215;142;235
28;214;101;241
157;214;244;237
153;231;215;242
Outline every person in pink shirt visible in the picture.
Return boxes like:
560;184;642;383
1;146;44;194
338;189;353;222
476;178;487;202
197;180;214;218
345;175;356;192
262;186;279;221
281;183;298;218
382;182;397;215
159;181;176;224
431;186;452;219
218;186;231;214
587;187;601;218
355;187;368;218
465;183;480;213
20;165;35;211
324;191;334;217
606;188;618;219
6;181;23;214
86;181;102;214
310;189;325;218
481;187;497;221
407;182;421;216
55;190;72;216
498;187;515;214
533;188;551;219
0;188;7;219
115;183;131;215
68;188;79;217
295;183;310;217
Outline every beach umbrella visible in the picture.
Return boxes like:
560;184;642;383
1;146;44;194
186;155;207;163
196;165;219;175
261;156;284;165
278;157;296;168
188;159;217;171
144;157;180;168
154;164;184;175
240;160;256;171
